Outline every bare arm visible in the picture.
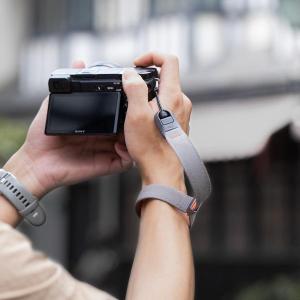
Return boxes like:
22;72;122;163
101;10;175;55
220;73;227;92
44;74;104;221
122;52;195;300
0;195;20;226
0;60;131;300
126;200;194;300
0;149;41;227
0;60;132;228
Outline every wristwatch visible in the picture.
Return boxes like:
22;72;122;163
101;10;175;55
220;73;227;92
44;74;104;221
136;109;212;228
0;169;46;226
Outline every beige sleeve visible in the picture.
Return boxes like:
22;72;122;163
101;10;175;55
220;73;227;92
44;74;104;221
0;221;117;300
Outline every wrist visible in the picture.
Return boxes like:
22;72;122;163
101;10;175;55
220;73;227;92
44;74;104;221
3;147;47;199
139;162;189;226
141;164;186;193
140;199;190;228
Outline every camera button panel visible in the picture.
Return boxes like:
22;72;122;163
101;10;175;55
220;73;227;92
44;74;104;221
105;86;116;91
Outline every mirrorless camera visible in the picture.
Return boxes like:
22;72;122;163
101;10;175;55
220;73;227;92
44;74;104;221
45;63;159;135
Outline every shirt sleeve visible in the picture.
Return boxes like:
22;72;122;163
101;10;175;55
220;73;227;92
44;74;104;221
0;221;117;300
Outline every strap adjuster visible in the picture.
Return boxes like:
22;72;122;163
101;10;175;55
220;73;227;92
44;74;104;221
187;198;200;214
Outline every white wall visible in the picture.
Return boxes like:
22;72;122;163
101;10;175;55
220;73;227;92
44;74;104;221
0;0;30;90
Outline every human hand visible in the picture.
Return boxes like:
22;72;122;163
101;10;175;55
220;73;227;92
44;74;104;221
122;52;192;192
4;61;132;198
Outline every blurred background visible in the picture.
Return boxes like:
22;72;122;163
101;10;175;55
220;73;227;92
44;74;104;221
1;0;300;299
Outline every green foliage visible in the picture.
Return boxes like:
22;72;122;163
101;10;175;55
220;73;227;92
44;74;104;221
235;276;300;300
279;0;300;28
0;118;27;163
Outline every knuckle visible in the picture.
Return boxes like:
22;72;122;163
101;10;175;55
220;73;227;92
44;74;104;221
167;54;179;65
127;114;141;125
150;51;162;60
125;79;142;90
169;91;183;110
173;97;182;109
127;110;150;125
125;80;147;94
184;96;193;112
149;50;158;57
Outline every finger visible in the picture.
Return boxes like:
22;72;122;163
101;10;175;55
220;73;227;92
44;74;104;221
117;133;125;144
122;69;153;117
71;60;85;69
63;135;117;146
113;142;133;172
183;93;192;119
33;97;49;124
115;141;132;162
149;100;159;112
134;52;181;99
180;94;192;134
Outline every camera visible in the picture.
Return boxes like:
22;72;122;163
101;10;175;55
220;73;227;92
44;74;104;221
45;63;159;135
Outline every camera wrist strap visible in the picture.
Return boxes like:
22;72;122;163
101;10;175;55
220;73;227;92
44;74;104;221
136;92;212;227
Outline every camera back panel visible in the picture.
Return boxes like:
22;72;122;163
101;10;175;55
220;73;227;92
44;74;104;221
45;65;158;135
46;92;122;135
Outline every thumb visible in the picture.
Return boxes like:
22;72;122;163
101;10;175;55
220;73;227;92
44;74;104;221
122;69;152;116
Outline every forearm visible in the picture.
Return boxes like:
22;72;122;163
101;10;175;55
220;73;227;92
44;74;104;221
0;148;45;227
126;200;194;300
0;195;21;227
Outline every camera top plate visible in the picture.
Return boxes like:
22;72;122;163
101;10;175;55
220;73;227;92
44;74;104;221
50;66;157;79
48;64;158;97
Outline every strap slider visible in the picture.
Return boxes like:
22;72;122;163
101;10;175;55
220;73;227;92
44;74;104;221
161;116;174;125
187;198;200;214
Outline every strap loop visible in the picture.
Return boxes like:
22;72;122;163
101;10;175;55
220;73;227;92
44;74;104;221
136;109;212;228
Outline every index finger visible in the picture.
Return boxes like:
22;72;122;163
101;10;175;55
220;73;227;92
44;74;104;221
71;59;85;68
134;52;181;97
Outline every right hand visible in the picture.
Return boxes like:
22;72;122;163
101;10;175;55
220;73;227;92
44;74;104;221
122;52;192;192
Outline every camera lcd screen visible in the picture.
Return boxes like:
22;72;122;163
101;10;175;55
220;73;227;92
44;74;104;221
46;92;121;134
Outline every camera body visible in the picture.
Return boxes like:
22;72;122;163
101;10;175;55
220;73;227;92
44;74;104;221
45;63;159;135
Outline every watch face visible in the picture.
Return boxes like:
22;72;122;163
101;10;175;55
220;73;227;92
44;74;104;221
46;92;121;135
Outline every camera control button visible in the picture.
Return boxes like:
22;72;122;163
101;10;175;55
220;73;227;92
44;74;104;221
113;82;122;91
106;86;116;91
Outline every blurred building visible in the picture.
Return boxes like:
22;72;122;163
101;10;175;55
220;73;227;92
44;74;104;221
1;0;300;299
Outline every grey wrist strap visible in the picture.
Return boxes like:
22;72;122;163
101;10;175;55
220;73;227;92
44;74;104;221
136;110;212;227
137;184;199;222
0;169;46;226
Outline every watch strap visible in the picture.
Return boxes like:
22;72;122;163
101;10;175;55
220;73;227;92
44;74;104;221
0;169;46;226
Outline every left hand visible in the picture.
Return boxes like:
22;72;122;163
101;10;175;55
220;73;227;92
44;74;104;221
4;60;132;198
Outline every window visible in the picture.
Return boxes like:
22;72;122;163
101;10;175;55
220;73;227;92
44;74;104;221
32;0;93;35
